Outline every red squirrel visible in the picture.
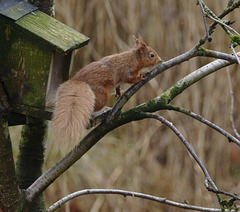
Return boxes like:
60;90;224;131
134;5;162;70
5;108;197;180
52;35;162;144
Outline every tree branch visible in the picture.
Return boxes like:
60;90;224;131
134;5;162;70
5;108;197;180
24;121;115;203
143;113;217;190
129;57;232;116
230;44;240;64
162;104;240;147
226;0;234;8
219;0;240;19
47;188;227;212
197;0;212;41
206;187;240;202
142;113;240;207
197;48;238;63
226;67;240;139
206;14;240;37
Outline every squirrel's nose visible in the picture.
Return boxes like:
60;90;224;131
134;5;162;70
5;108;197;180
158;56;164;63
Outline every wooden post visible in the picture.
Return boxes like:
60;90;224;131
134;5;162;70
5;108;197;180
16;1;53;211
0;83;22;211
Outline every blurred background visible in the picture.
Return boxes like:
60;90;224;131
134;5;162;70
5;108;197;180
10;0;240;211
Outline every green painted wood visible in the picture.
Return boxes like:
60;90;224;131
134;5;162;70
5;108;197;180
0;9;89;122
0;14;52;112
16;10;90;55
1;35;52;109
0;0;38;20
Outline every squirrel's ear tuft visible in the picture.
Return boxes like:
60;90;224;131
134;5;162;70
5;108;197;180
133;35;140;46
137;33;144;43
133;34;146;49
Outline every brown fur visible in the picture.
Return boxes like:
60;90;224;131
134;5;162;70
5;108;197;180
52;35;162;144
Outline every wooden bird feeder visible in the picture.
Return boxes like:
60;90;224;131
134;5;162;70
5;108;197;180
0;0;89;125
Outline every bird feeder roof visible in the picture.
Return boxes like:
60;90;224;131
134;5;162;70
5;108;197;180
0;0;37;20
0;0;90;55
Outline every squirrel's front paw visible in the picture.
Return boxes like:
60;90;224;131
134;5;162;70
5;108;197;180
140;72;147;80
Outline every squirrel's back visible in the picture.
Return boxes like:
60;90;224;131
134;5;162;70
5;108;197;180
52;80;95;143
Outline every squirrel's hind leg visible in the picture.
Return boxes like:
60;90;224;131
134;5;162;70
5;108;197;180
91;86;110;112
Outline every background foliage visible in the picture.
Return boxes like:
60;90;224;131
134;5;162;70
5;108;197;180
10;0;240;211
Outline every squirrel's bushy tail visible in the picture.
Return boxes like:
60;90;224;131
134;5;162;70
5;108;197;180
52;80;95;144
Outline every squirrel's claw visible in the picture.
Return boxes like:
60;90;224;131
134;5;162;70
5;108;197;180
140;72;146;80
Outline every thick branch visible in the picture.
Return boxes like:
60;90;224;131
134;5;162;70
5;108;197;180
24;121;118;203
120;57;240;148
125;57;232;121
160;59;231;103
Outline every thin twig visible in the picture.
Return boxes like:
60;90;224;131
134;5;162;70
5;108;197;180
197;0;211;41
206;14;240;37
144;113;240;204
197;48;239;63
164;104;240;147
207;187;240;201
230;44;240;64
143;113;218;190
47;188;225;212
198;0;235;37
219;0;240;19
226;67;240;139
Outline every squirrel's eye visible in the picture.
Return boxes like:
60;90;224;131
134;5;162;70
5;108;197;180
150;52;155;58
